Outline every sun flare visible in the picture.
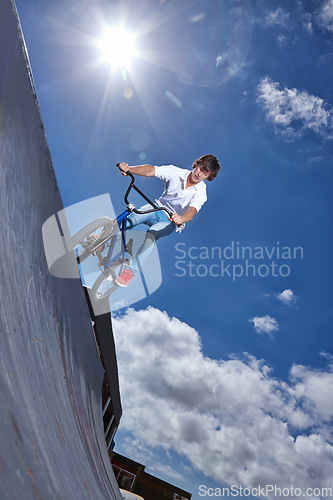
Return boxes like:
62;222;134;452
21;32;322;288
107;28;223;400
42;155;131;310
99;27;138;70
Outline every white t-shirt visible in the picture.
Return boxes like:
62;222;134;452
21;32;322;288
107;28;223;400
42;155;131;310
154;165;207;216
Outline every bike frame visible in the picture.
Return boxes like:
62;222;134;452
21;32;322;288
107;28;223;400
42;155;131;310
101;209;129;273
99;169;173;277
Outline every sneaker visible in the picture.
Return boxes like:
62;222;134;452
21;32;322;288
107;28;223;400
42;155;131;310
115;268;134;287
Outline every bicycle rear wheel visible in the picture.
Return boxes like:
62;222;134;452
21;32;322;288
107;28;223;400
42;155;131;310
72;217;117;263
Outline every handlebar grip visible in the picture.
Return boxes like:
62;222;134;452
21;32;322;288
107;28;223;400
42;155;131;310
116;163;134;180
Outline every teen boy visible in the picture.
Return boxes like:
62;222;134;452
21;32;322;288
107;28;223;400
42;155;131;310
115;154;220;287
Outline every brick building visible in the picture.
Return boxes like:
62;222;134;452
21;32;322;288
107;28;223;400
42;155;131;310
111;452;192;500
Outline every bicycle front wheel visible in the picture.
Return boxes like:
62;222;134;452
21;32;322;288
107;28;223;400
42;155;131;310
72;217;116;263
92;270;119;301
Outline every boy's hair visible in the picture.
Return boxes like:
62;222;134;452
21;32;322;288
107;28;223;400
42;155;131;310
192;154;220;181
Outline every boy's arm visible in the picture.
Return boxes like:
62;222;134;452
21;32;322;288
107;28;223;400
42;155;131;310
118;162;155;177
170;207;197;225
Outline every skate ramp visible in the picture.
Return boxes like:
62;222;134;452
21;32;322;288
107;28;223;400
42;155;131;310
0;1;121;498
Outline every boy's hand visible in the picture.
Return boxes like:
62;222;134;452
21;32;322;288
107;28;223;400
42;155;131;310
170;213;183;226
118;162;130;176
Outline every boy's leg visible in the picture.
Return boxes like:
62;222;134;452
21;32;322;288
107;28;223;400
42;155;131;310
132;217;175;272
125;204;153;230
125;205;158;269
116;209;175;286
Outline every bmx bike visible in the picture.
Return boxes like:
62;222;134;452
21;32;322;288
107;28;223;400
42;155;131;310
72;164;174;302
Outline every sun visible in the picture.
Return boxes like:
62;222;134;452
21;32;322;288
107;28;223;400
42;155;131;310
99;27;138;70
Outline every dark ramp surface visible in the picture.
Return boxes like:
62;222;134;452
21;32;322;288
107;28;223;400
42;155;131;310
0;1;122;498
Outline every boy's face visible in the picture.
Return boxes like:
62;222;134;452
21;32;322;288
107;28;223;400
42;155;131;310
190;164;210;184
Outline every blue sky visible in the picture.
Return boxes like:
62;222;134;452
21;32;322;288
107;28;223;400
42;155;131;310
16;0;333;497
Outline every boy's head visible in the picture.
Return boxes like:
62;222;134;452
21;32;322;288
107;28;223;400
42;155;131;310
192;154;220;181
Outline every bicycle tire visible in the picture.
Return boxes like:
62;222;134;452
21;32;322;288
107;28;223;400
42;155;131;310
72;217;116;263
91;270;119;301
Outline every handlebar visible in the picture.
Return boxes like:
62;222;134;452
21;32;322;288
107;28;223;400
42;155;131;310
116;163;176;221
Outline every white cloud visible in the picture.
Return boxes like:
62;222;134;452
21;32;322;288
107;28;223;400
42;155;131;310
277;289;297;306
265;8;290;28
260;8;292;46
215;49;250;79
257;77;333;139
302;13;313;34
291;361;333;422
250;315;279;337
113;307;333;492
277;34;287;47
316;0;333;33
